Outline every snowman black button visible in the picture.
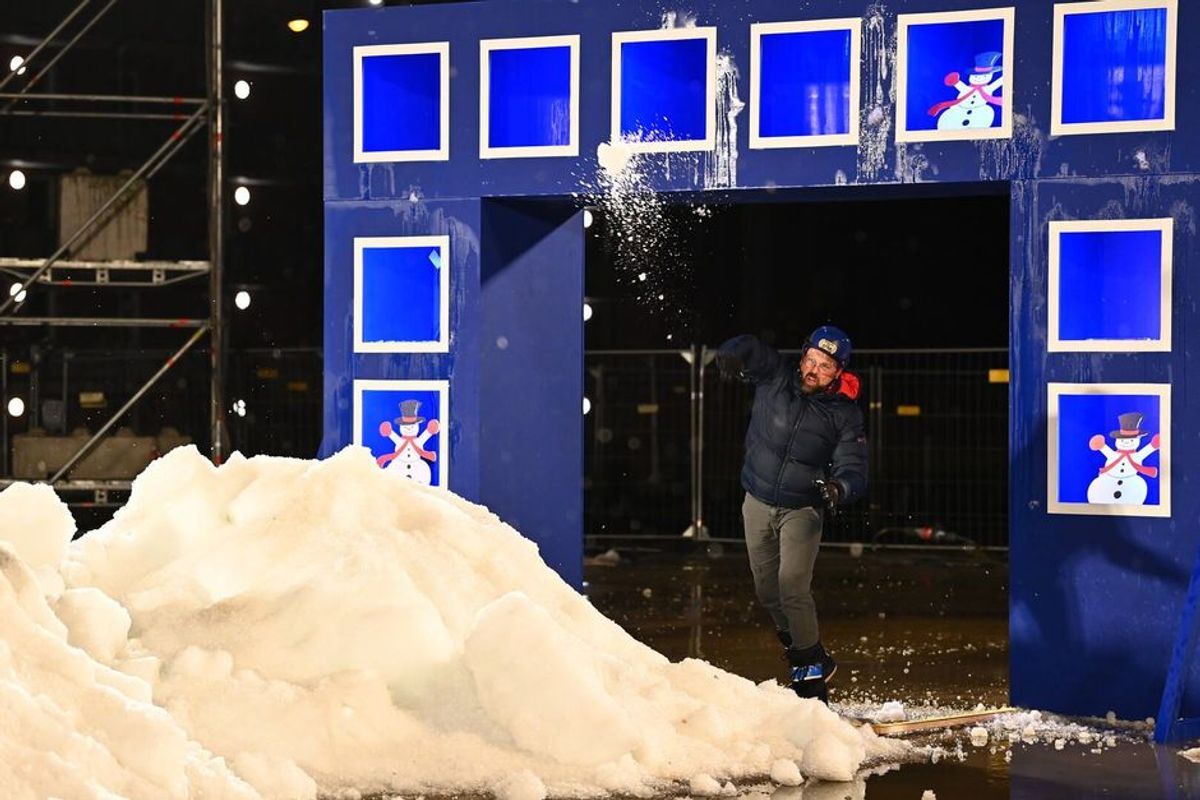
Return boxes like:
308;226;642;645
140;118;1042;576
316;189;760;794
1114;491;1122;499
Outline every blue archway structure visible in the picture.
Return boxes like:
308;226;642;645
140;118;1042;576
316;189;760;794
323;0;1200;723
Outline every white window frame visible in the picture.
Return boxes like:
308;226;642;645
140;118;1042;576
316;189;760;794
610;27;718;154
749;19;862;149
354;235;451;354
480;35;580;159
894;7;1016;144
353;42;450;163
1048;218;1173;353
1051;0;1177;136
1047;382;1171;517
354;379;451;489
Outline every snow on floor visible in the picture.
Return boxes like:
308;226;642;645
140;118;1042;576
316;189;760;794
0;447;908;799
834;697;1158;767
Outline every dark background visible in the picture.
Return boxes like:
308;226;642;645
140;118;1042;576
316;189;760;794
585;191;1008;350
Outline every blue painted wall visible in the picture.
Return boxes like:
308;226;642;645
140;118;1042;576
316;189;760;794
324;0;1200;720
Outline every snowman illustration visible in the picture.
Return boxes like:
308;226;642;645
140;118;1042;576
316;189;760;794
1086;412;1161;505
927;51;1004;130
376;399;440;485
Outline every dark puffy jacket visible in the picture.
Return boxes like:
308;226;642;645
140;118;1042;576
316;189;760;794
719;335;868;509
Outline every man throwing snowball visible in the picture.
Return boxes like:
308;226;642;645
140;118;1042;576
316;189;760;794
713;326;867;703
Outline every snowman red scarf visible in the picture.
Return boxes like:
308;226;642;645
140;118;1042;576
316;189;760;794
376;435;437;467
1098;451;1157;478
927;85;1003;117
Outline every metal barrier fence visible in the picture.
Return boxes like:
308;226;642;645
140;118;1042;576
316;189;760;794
4;345;1007;548
1;347;324;470
586;347;1010;548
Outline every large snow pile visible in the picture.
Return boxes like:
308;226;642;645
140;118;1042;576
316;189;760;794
1;446;903;799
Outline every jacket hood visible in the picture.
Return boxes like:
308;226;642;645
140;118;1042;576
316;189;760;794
833;371;860;400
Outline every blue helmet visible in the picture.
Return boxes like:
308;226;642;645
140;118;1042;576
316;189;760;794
804;325;852;367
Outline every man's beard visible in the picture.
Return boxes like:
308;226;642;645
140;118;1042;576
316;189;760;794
799;374;822;395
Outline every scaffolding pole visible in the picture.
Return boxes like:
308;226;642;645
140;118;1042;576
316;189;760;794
0;0;94;94
0;105;207;315
0;92;206;105
2;0;229;472
5;110;201;121
49;325;210;484
1;0;124;112
0;317;207;328
208;0;226;463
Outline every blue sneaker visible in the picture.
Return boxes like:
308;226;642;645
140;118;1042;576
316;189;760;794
790;662;830;682
787;643;837;702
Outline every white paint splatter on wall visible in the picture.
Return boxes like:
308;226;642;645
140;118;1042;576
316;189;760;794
894;143;930;183
857;2;894;183
704;51;745;189
977;112;1047;182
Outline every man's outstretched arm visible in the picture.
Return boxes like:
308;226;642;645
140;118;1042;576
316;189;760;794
715;334;782;384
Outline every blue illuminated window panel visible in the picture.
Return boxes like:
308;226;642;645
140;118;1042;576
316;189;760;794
759;29;853;138
1061;7;1170;125
619;38;708;142
488;46;572;149
361;246;442;343
1058;229;1162;342
361;52;442;153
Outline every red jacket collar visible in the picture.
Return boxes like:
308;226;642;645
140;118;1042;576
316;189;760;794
831;370;860;400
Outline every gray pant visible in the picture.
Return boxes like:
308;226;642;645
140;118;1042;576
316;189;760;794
742;491;824;650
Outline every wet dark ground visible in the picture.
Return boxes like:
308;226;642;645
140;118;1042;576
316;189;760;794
581;545;1200;800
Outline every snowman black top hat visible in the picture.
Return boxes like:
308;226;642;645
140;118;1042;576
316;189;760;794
973;51;1003;76
395;399;425;426
1111;411;1148;439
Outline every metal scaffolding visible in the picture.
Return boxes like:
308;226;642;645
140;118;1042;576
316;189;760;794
0;0;227;487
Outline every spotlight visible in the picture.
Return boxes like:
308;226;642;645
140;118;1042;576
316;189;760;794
7;397;24;417
8;282;25;303
8;170;26;190
234;186;251;206
368;0;384;5
583;397;591;415
231;399;247;417
583;209;594;229
234;290;251;310
8;56;26;75
583;302;593;322
287;19;310;33
234;79;251;100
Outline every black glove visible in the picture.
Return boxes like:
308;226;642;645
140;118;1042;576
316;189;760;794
815;479;842;509
713;351;744;381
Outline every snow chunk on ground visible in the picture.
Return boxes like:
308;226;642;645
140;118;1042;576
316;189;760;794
688;773;723;795
769;759;802;786
875;701;906;722
493;769;547;800
1180;747;1200;764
